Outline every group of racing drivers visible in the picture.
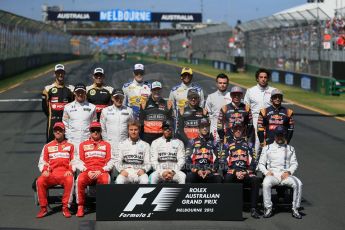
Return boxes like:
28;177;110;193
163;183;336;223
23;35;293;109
36;63;303;220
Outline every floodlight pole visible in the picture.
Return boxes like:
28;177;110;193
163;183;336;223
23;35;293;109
317;1;322;76
200;0;204;23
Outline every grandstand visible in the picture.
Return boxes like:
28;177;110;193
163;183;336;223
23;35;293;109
238;0;345;79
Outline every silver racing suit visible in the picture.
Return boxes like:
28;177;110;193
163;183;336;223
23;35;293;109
150;136;186;184
114;138;151;184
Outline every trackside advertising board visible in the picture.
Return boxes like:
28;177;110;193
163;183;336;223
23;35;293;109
96;184;243;221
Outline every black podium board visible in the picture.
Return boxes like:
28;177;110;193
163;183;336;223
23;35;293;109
96;184;243;221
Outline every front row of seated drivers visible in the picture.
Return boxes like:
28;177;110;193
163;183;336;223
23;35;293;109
36;119;302;219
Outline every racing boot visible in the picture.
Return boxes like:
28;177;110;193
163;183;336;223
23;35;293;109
76;205;84;217
36;206;48;218
62;206;71;218
292;208;302;219
250;208;260;219
263;208;273;218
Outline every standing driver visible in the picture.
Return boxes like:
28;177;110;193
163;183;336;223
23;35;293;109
62;83;97;161
257;89;294;146
86;67;114;121
205;73;231;141
122;63;151;119
244;68;276;154
42;64;74;142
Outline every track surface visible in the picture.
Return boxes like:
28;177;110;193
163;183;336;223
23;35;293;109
0;60;344;230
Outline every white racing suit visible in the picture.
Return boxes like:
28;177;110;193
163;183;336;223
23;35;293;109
150;136;186;184
100;105;134;149
258;142;303;210
114;138;151;184
205;90;231;142
244;84;275;153
62;101;97;167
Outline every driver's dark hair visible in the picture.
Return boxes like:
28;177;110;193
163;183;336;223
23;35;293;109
255;68;271;80
216;73;229;82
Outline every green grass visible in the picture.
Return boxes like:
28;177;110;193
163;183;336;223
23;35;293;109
142;56;345;116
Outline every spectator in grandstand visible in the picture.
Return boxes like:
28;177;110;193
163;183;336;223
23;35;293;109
257;89;294;146
244;68;276;154
205;73;231;141
36;122;74;218
139;81;173;144
258;126;302;219
336;34;345;50
100;89;134;150
42;64;74;143
300;57;309;73
122;63;151;119
75;122;113;217
62;83;97;162
217;86;254;145
114;120;151;184
221;122;260;219
177;89;208;146
150;120;186;184
185;118;221;183
168;67;205;129
86;67;114;121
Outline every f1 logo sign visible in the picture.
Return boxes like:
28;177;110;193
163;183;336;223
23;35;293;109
123;187;182;212
124;188;155;211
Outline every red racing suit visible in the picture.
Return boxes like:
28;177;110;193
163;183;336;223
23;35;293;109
76;138;112;206
36;139;75;208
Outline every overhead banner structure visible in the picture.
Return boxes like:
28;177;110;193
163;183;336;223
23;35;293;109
96;184;243;221
47;11;100;21
47;10;202;23
100;9;152;22
151;13;202;22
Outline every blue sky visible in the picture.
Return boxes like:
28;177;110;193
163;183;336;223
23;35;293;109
1;0;306;25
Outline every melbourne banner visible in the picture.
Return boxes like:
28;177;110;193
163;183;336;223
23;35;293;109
47;10;202;23
96;184;243;221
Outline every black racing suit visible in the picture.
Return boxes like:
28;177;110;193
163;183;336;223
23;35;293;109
86;84;113;121
42;82;74;142
217;102;254;145
257;105;294;145
185;135;221;183
177;105;208;147
139;97;173;144
219;137;260;208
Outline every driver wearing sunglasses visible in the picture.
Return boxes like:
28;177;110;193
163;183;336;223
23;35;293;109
75;122;113;217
